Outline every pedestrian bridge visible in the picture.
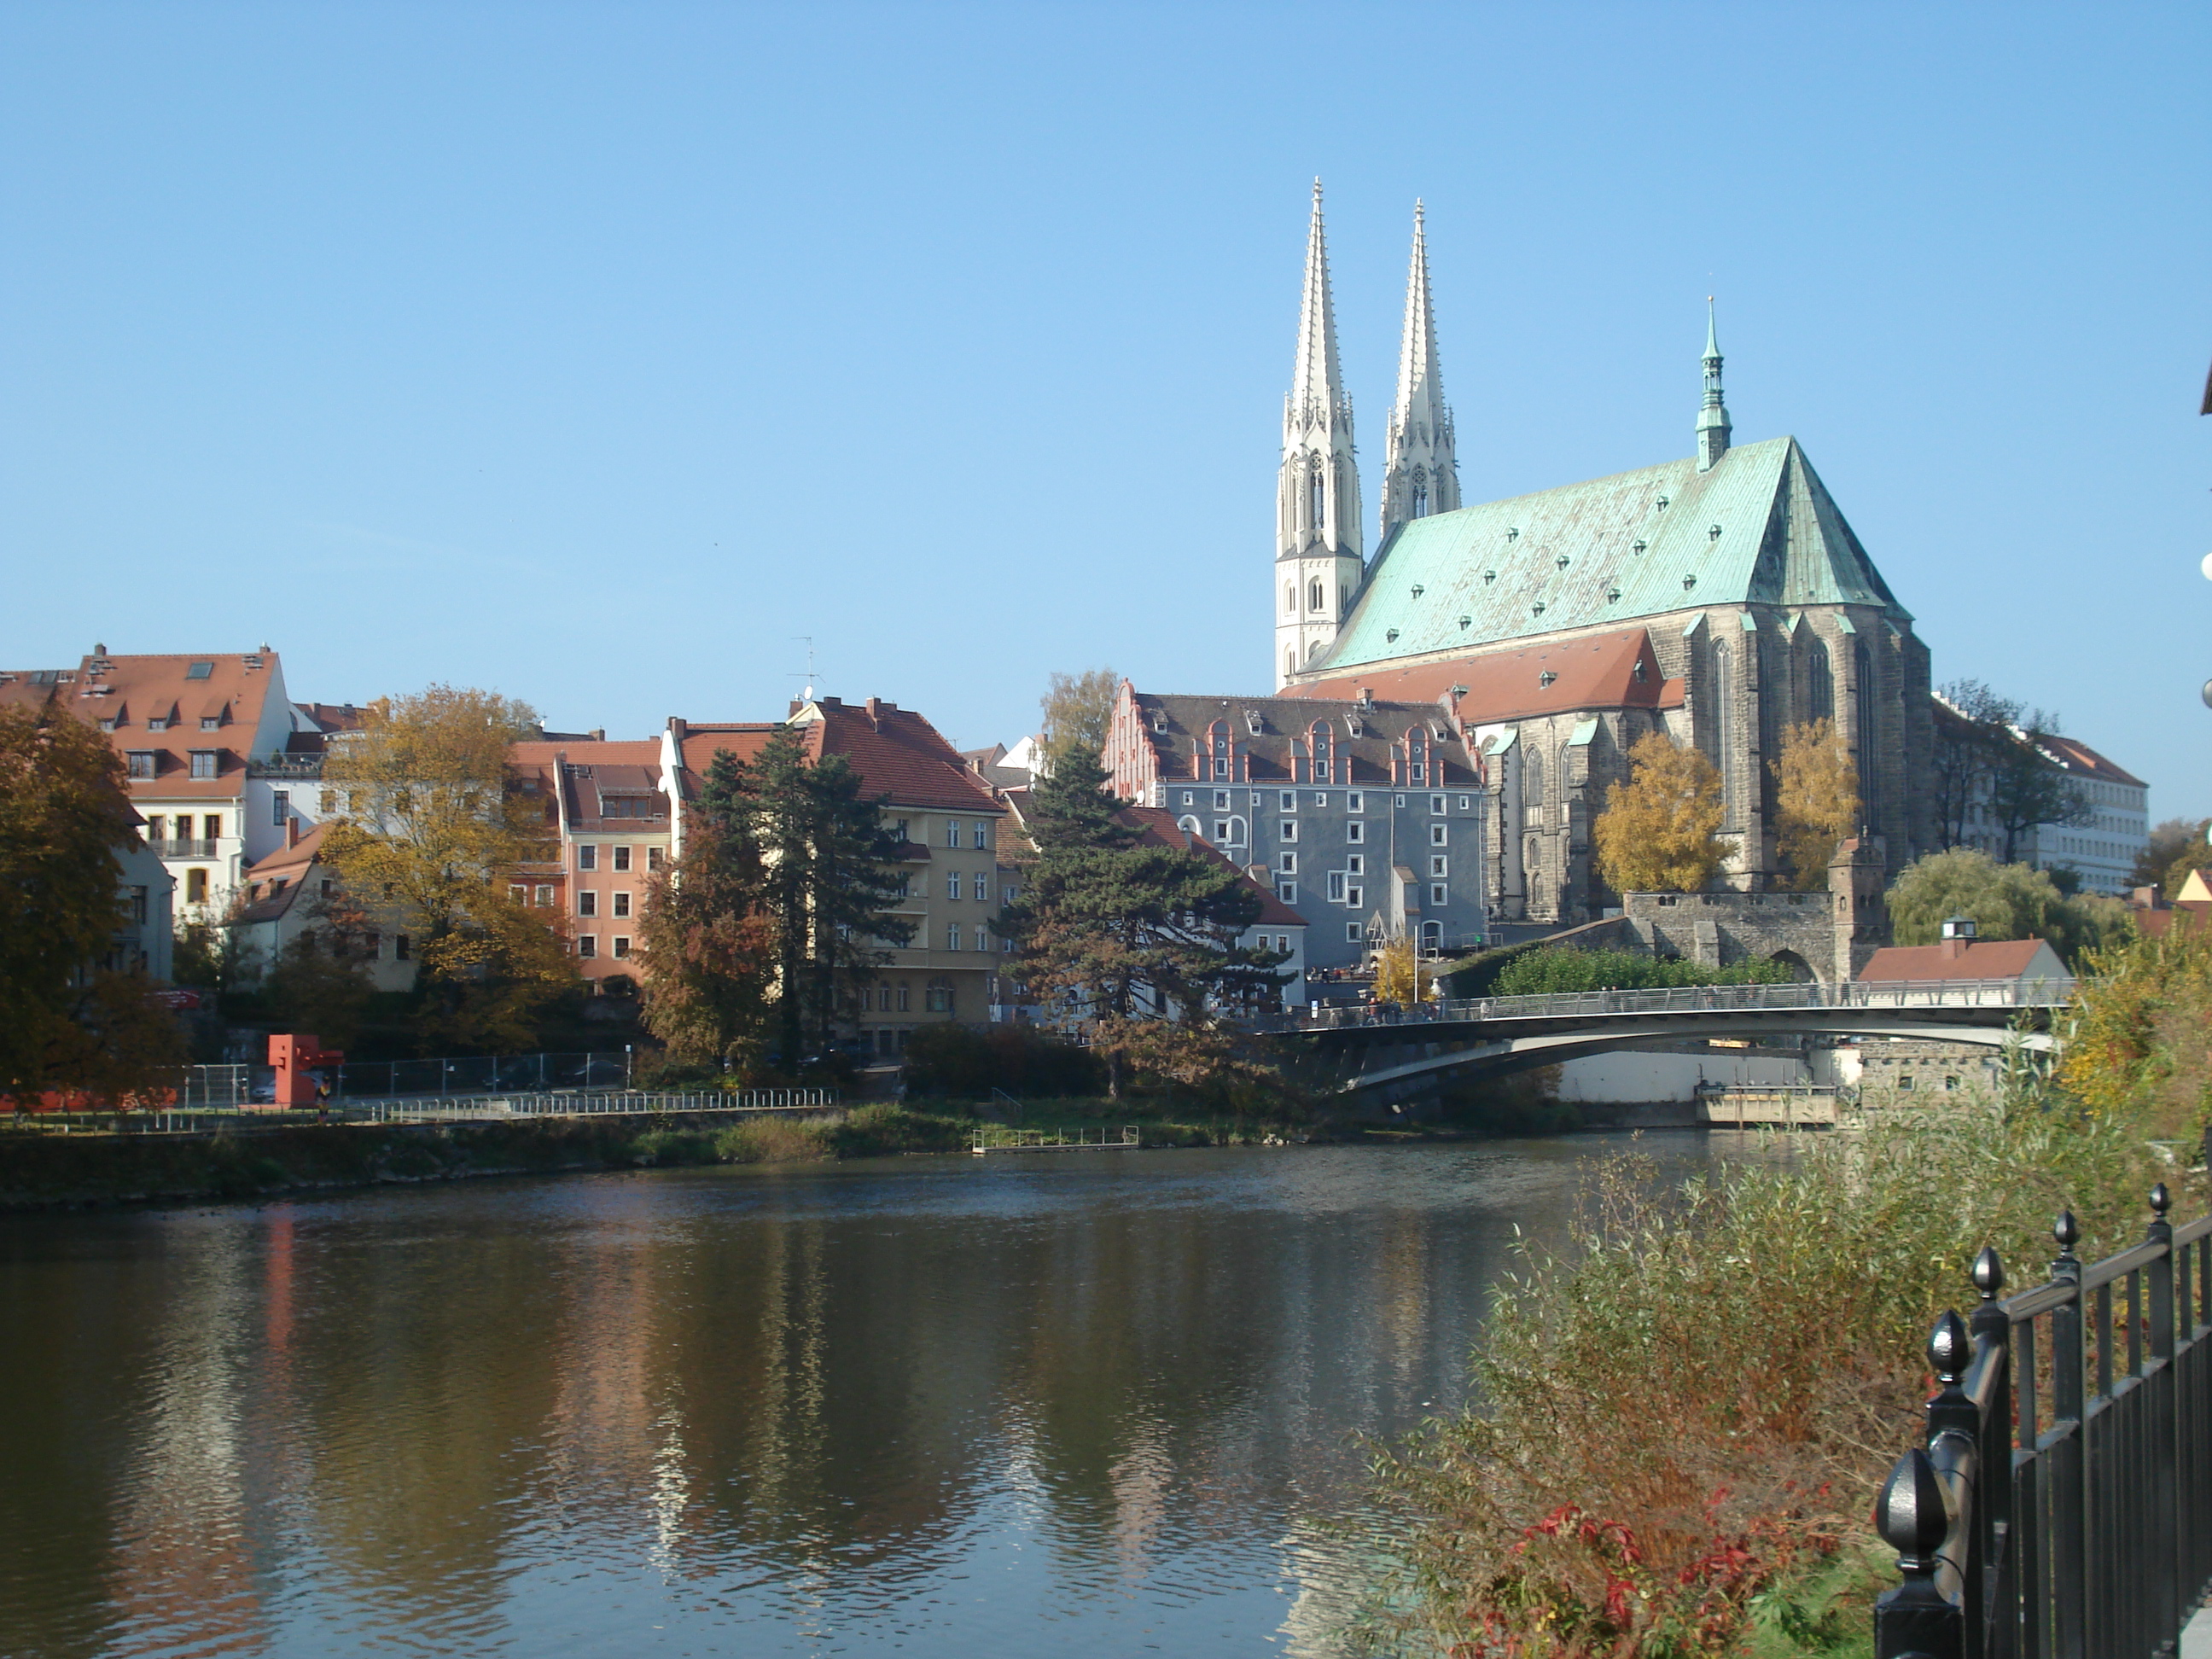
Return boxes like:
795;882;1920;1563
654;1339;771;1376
1255;978;2072;1097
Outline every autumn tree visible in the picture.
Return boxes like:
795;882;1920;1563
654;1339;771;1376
1038;667;1119;770
1001;743;1286;1097
1371;938;1436;1006
1885;847;2130;968
636;752;776;1073
0;705;185;1104
1591;732;1725;894
2129;818;2212;898
1770;718;1860;890
318;685;573;1053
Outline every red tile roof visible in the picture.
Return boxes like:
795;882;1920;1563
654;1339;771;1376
15;650;291;799
677;699;1002;815
2034;735;2145;789
1858;937;2069;983
1286;629;1681;723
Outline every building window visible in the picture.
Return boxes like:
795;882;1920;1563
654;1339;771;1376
579;845;597;870
1278;853;1297;875
927;978;953;1013
509;883;529;905
146;715;169;732
1280;819;1298;841
201;716;220;731
1854;643;1878;817
973;824;988;849
1394;795;1406;808
128;886;148;924
974;875;990;903
613;892;632;918
1345;884;1363;908
946;924;961;951
1347;821;1364;843
143;816;165;843
647;846;665;872
1430;824;1447;846
1458;795;1472;810
535;885;554;906
1807;641;1834;723
272;789;290;825
1346;923;1362;942
1346;791;1363;812
1284;581;1295;614
947;821;963;848
613;936;632;959
189;750;218;779
1213;820;1231;841
898;981;911;1012
186;869;209;905
1213;789;1231;810
396;934;412;961
1278;882;1297;905
97;718;116;733
1309;577;1324;612
1327;871;1347;903
579;891;598;917
578;935;597;958
947;871;963;900
1280;790;1295;811
1431;883;1449;906
1180;793;1194;806
1431;795;1447;814
1308;721;1332;784
613;846;632;872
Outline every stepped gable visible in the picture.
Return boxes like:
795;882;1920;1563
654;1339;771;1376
1123;690;1480;788
1288;628;1681;725
1317;436;1906;672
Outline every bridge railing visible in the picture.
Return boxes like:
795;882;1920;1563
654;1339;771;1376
1267;976;2075;1032
1872;1189;2212;1658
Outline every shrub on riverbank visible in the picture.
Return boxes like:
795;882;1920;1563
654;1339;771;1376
1488;948;1795;998
1359;1103;2163;1656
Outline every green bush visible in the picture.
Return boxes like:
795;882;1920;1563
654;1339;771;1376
901;1022;1104;1099
1487;946;1794;997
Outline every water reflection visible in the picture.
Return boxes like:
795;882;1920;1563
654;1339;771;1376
0;1136;1728;1657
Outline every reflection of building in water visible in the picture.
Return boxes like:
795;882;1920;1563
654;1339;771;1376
1278;1517;1391;1659
103;1220;265;1654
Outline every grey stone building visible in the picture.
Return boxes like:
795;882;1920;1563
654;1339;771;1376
1102;684;1488;976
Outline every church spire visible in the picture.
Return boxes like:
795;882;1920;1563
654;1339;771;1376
1275;180;1364;690
1697;297;1732;471
1380;199;1459;544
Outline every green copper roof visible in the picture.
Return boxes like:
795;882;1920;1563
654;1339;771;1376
1317;436;1906;672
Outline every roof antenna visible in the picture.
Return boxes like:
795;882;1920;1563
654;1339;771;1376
789;637;818;701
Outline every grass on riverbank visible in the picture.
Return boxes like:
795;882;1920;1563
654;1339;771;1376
1355;1100;2168;1656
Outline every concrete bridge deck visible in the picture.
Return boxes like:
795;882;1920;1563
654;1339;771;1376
1253;978;2072;1095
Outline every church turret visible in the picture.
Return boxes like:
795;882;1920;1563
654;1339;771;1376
1696;298;1732;471
1276;180;1365;690
1379;201;1460;546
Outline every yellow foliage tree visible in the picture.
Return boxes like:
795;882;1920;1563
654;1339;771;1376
1371;937;1435;1006
320;685;576;1052
1771;718;1860;890
1592;731;1725;894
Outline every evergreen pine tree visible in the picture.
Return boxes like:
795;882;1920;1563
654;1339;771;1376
1003;743;1284;1097
797;752;915;1060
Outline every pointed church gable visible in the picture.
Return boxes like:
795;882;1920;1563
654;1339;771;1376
1313;435;1910;672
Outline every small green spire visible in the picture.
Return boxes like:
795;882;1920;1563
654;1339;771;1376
1697;296;1731;471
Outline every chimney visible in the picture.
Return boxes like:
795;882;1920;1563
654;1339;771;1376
866;696;882;725
2133;885;2163;911
1357;687;1374;710
1939;915;1976;960
667;716;687;745
287;817;300;848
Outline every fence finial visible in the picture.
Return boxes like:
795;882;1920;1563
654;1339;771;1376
1928;1308;1970;1385
2151;1181;2172;1217
1972;1246;2005;1301
1875;1446;1950;1573
2054;1209;2080;1259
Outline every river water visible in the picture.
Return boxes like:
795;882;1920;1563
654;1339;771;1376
0;1135;1732;1659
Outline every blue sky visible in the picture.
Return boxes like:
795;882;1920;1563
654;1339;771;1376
3;3;2208;815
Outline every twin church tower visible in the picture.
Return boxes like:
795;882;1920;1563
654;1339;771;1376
1272;181;1734;690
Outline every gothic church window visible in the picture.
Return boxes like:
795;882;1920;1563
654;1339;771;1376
1309;579;1325;613
1713;642;1739;829
1524;748;1545;806
1308;465;1325;533
1807;641;1834;722
1284;582;1295;614
1411;469;1429;519
1854;644;1878;816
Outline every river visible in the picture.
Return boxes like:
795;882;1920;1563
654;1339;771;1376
0;1134;1734;1658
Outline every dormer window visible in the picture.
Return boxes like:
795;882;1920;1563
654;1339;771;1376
126;751;156;779
1539;671;1557;689
1243;709;1263;736
1633;660;1649;684
189;750;219;780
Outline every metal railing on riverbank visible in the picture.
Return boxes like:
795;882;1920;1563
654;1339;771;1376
1251;976;2076;1033
1872;1185;2212;1657
5;1088;841;1137
969;1125;1139;1155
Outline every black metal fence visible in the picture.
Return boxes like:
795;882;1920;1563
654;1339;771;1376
1873;1185;2212;1657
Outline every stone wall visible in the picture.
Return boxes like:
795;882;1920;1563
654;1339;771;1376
1619;835;1890;984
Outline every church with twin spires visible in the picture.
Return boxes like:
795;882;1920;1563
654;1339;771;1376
1266;182;1936;921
